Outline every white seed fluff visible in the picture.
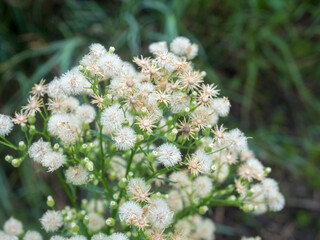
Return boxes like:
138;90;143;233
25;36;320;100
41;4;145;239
170;36;191;56
76;104;96;124
119;201;143;224
101;104;125;134
224;128;248;152
193;176;213;198
113;127;136;151
0;114;14;137
157;143;181;167
50;236;65;240
59;68;90;96
97;53;123;78
106;233;129;240
65;165;89;185
91;233;108;240
42;151;66;172
147;198;173;230
169;92;190;113
28;139;52;163
211;97;231;117
40;211;63;232
69;235;87;240
87;212;105;232
23;231;43;240
3;217;23;236
149;41;168;54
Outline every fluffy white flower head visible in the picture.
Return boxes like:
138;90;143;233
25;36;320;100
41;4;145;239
0;114;14;137
113;127;136;150
3;217;23;236
101;104;125;134
170;36;191;56
65;165;89;185
23;231;43;240
40;211;63;232
157;143;181;167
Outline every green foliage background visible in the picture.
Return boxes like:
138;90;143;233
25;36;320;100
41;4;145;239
0;0;319;239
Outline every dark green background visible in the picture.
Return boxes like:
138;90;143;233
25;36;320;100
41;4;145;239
0;0;319;239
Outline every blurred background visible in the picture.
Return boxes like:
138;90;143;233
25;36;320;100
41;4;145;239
0;0;320;239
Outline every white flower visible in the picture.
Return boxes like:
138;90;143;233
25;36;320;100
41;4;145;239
3;217;23;236
167;190;183;212
89;43;107;57
157;143;181;167
119;201;143;224
87;199;104;214
169;92;190;113
42;151;66;172
149;41;168;54
127;178;151;202
28;139;51;163
47;113;80;144
193;176;213;198
65;165;89;185
147;198;173;230
170;36;191;56
224;128;248;152
69;235;87;240
211;97;231;117
0;231;19;240
267;191;285;212
169;172;191;189
47;79;66;99
59;68;91;95
97;53;123;78
87;213;105;232
50;236;65;240
0;114;14;137
238;158;264;182
23;231;42;240
107;233;128;240
187;43;199;60
186;150;212;175
76;104;96;124
40;211;63;232
195;217;216;240
101;104;125;134
61;97;80;113
92;233;108;240
113;127;136;151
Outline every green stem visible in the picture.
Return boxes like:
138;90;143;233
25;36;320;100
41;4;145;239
56;170;78;209
0;137;18;150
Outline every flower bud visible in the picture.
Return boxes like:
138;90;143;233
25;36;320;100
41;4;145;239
18;141;26;151
199;205;208;214
29;125;37;135
70;222;79;233
109;46;115;53
5;155;13;163
12;158;21;167
106;217;115;227
83;215;89;225
85;161;94;171
21;124;27;132
167;131;177;142
118;178;127;188
110;201;117;209
28;115;36;124
46;195;55;207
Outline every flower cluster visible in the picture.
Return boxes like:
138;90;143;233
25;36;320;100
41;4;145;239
0;36;284;239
